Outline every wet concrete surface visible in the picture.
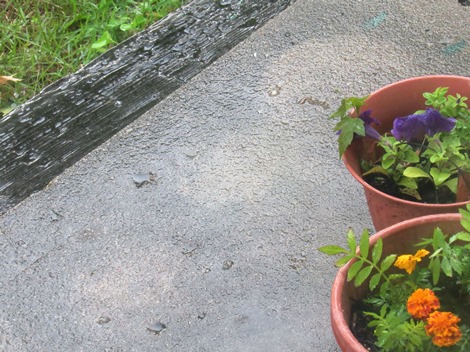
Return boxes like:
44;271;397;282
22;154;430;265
1;0;470;351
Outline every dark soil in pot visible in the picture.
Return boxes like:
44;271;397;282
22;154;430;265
363;172;456;204
350;303;379;352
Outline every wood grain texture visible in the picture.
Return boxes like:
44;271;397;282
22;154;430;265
0;0;292;213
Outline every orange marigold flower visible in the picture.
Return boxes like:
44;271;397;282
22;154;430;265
394;249;430;274
425;311;462;347
407;288;440;319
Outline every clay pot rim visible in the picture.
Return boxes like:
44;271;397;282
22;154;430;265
330;212;463;352
342;74;470;209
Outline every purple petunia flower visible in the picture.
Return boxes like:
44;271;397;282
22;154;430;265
359;109;382;140
391;108;456;143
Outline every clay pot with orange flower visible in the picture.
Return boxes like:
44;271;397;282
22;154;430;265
319;210;470;351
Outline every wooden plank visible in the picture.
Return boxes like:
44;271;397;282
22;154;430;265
0;0;292;213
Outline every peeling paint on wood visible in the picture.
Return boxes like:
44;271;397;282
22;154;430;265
0;0;292;213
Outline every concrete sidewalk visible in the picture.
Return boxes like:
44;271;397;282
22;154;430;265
1;0;469;351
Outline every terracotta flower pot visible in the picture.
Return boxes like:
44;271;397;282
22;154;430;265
342;75;470;231
330;213;463;352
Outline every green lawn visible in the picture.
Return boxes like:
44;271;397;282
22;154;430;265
0;0;186;116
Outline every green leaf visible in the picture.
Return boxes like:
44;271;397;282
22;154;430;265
415;237;433;247
443;177;458;194
0;105;15;116
335;117;365;157
455;232;470;242
459;207;470;232
379;281;390;296
380;304;388;317
399;187;422;200
347;260;363;282
335;254;355;267
429;248;442;258
354;265;374;287
91;30;116;49
362;165;388;177
450;257;463;275
432;258;441;285
403;167;431;179
388;273;405;281
433;228;447;250
372;238;383;264
380;254;397;271
120;23;133;31
403;149;420;163
381;154;396;170
318;245;348;255
366;319;380;328
397;176;418;190
347;228;357;252
461;218;470;233
329;96;368;120
369;272;381;291
107;18;122;29
364;311;381;323
120;14;146;31
359;229;370;258
430;168;451;186
441;257;452;277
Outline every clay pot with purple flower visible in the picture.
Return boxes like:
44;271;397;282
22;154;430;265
331;75;470;230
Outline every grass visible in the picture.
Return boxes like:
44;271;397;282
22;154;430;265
0;0;186;116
